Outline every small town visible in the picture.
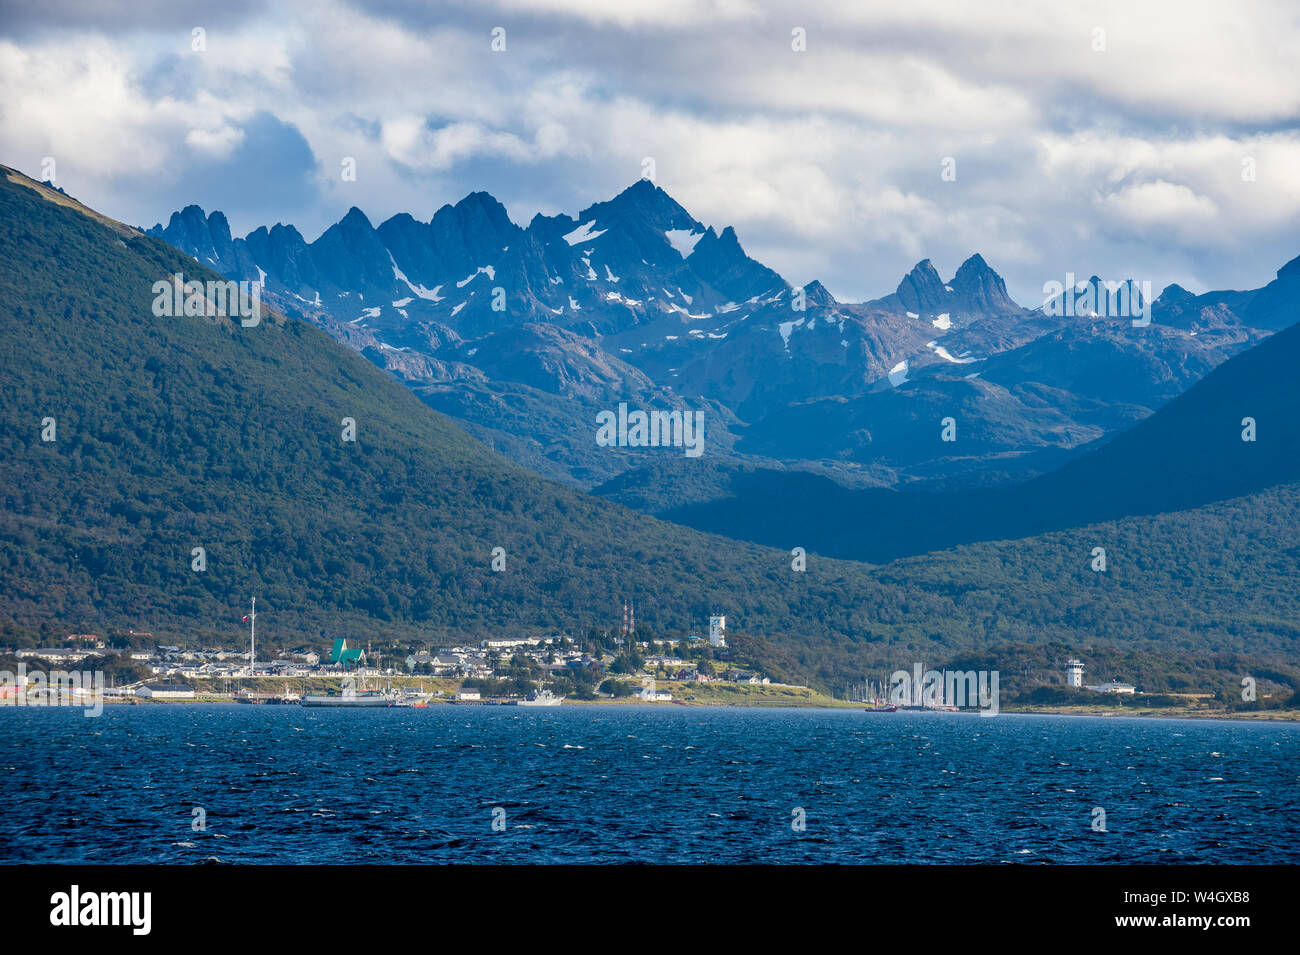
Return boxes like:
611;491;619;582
0;611;806;706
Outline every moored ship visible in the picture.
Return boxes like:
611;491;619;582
300;688;395;707
512;687;564;707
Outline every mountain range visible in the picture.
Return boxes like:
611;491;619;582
147;181;1295;499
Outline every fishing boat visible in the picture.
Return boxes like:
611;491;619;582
393;690;433;708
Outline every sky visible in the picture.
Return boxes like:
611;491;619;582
2;0;1299;305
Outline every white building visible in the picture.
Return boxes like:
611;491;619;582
1065;659;1085;688
1087;681;1136;694
709;615;727;648
137;684;195;700
455;688;481;701
645;655;686;668
483;637;542;650
16;648;92;663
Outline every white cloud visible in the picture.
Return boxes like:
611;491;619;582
481;0;760;28
1;0;1296;302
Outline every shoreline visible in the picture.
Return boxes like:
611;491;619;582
14;697;1296;723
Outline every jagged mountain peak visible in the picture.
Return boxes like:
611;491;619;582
576;178;702;238
951;252;1016;313
894;258;948;313
434;190;515;228
871;254;1018;318
1155;283;1196;306
802;279;837;306
338;206;375;229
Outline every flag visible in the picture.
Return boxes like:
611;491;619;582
242;615;250;622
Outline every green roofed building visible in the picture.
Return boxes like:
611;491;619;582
331;638;366;669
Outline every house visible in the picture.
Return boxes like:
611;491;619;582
137;684;195;700
1087;681;1137;694
482;637;541;650
645;655;686;668
15;648;92;663
455;688;481;701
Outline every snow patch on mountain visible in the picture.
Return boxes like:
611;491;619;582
926;340;977;364
563;221;607;245
457;266;495;288
389;254;444;302
778;317;806;349
665;228;704;258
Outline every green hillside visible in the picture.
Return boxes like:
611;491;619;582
1;164;1297;695
0;166;882;664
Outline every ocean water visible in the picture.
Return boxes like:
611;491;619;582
2;705;1296;864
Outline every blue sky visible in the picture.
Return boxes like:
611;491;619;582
2;0;1298;304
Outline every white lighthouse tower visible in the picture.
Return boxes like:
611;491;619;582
1065;659;1085;688
708;614;727;647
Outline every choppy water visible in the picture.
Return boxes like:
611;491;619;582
2;705;1296;863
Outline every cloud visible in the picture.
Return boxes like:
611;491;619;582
0;0;1296;303
1101;180;1217;226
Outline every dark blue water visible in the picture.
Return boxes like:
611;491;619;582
2;706;1296;863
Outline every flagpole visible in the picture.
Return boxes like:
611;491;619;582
249;597;256;674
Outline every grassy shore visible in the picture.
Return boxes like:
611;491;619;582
108;676;1300;720
1001;703;1300;721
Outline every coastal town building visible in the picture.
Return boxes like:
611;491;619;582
137;684;196;699
1086;681;1137;694
15;648;94;663
709;615;726;647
